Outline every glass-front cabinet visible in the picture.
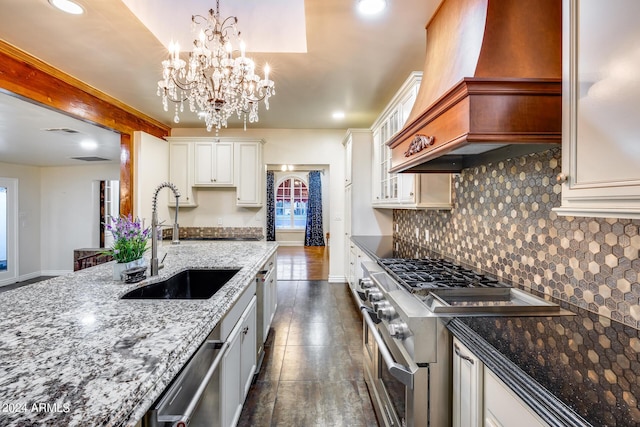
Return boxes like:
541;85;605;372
371;72;452;210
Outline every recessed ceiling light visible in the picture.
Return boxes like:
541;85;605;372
80;140;98;150
357;0;387;15
48;0;84;15
332;111;345;120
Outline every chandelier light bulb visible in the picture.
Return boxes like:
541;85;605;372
157;0;276;133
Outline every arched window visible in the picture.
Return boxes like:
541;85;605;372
275;177;308;229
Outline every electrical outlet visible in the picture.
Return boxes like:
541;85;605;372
217;218;223;226
395;223;399;233
425;229;430;242
415;227;419;238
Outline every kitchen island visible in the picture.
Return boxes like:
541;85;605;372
0;241;277;426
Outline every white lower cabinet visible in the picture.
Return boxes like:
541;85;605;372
452;338;483;427
484;369;549;427
222;296;257;427
452;338;550;427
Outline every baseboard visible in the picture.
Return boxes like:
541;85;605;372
40;270;72;276
328;275;347;284
276;241;304;246
0;271;42;287
0;276;18;287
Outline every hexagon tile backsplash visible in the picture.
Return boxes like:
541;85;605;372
394;148;640;329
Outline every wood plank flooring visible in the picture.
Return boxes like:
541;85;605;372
238;247;378;426
276;246;329;281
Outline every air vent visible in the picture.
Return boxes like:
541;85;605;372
43;127;81;134
71;156;110;162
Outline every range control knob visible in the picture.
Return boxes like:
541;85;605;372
388;321;410;340
359;278;374;289
367;290;384;302
376;302;397;321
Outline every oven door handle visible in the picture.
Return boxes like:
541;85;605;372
362;307;416;389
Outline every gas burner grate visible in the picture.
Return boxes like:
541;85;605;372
378;258;506;293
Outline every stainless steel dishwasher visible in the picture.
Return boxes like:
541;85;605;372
143;325;227;427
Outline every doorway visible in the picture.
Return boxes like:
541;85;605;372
0;178;18;286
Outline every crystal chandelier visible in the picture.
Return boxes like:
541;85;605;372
157;0;275;133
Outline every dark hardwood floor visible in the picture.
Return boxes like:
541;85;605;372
239;246;378;426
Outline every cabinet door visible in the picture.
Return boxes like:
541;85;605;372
452;338;483;427
240;298;257;399
168;142;196;207
484;368;549;427
235;141;263;206
557;0;640;219
214;142;234;185
222;323;242;427
194;142;234;187
398;175;417;204
345;136;353;186
194;142;214;185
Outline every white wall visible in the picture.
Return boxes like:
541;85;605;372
0;162;41;281
40;163;119;274
170;128;347;282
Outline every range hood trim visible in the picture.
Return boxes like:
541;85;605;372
387;77;562;173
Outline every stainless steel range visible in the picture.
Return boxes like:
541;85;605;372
359;257;565;427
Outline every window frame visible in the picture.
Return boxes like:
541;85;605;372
275;176;309;230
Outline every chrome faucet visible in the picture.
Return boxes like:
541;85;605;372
151;182;180;276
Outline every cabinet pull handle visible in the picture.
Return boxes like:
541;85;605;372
383;404;395;426
454;343;474;365
556;173;568;183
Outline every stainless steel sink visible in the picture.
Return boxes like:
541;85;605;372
121;269;240;300
425;288;575;316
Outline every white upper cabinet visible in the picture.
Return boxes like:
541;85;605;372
235;140;264;207
167;137;265;208
167;139;197;207
194;141;234;187
371;72;452;210
556;0;640;219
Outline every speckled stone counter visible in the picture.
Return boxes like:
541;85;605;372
0;241;277;426
351;235;640;427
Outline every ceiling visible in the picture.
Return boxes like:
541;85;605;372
0;0;441;166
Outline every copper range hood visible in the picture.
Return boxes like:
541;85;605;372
388;0;562;173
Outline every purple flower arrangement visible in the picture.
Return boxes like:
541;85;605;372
104;215;151;264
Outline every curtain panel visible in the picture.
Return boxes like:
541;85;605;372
304;170;325;246
266;170;276;241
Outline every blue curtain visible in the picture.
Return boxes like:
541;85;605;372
305;171;325;246
266;171;275;241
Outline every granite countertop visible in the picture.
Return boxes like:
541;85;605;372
351;235;640;427
0;241;277;426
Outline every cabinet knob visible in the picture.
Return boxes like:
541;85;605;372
556;173;568;183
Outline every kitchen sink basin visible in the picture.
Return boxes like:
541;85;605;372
121;269;240;300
